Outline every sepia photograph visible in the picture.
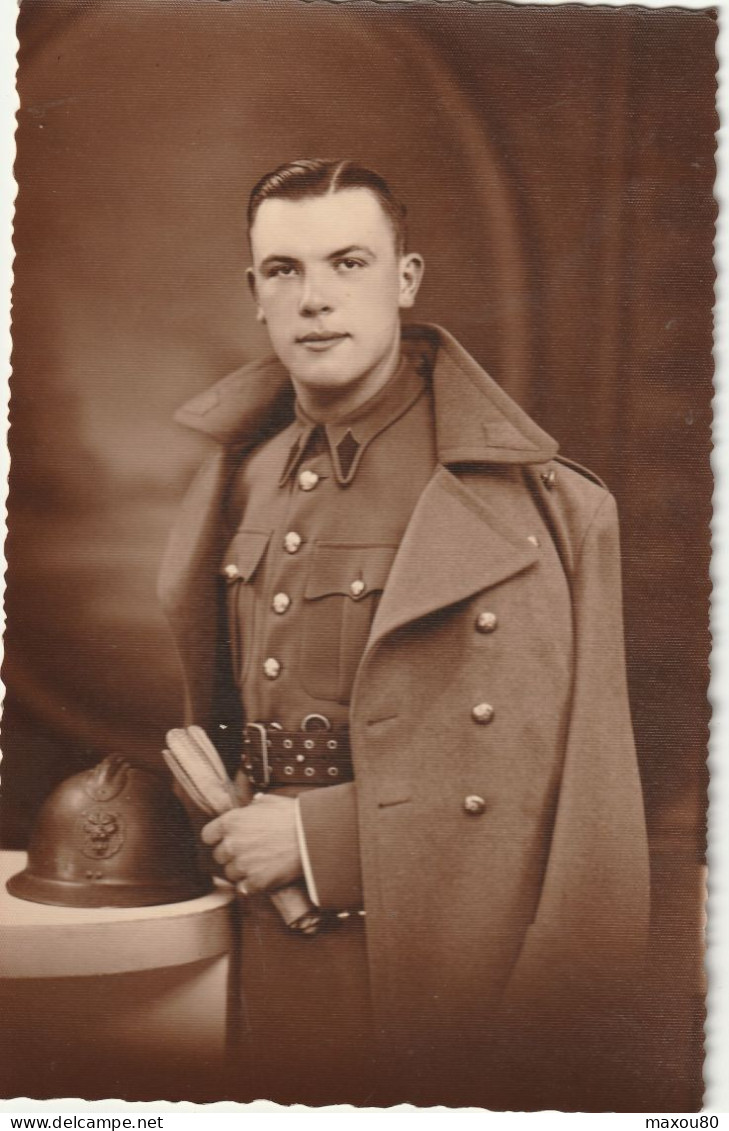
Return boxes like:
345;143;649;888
0;0;718;1113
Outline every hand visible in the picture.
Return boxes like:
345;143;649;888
201;795;302;894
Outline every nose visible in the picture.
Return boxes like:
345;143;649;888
298;271;334;317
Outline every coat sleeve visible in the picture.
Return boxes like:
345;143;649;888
297;782;364;910
496;492;650;1096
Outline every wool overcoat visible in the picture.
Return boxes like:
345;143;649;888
158;324;650;1106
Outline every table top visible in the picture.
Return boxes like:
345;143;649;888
0;851;235;979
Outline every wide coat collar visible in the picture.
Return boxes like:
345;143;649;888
174;322;558;468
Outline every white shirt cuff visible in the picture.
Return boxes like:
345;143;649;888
295;796;321;907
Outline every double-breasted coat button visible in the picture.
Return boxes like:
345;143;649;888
475;611;498;634
263;657;281;680
284;531;302;554
272;592;291;614
224;563;240;581
471;702;495;724
298;470;320;492
350;579;366;598
463;795;487;815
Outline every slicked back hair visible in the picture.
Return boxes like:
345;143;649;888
247;159;408;256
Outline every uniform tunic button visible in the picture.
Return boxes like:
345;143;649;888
272;592;291;614
471;702;495;724
463;795;487;815
263;657;281;679
298;470;320;491
284;532;302;554
475;611;498;634
224;563;240;580
350;579;366;598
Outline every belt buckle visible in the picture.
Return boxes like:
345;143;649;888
245;722;271;786
301;713;331;732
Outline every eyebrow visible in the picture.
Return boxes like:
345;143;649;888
328;245;375;261
258;245;376;270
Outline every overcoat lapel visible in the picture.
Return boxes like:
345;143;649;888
367;466;539;653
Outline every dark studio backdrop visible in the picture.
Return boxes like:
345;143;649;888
2;0;716;1110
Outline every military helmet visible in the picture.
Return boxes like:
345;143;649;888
7;755;213;907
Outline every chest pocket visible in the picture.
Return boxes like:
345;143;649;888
220;529;271;685
301;543;398;704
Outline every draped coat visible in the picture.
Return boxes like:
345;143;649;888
158;324;650;1107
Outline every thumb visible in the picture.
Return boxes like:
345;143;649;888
200;814;226;844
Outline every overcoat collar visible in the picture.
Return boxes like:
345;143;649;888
173;322;558;467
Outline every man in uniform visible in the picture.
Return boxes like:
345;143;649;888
158;159;650;1108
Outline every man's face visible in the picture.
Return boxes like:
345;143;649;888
247;188;423;414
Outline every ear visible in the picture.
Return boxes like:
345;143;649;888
246;267;266;324
397;253;425;310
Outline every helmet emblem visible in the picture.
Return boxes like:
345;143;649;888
78;807;125;859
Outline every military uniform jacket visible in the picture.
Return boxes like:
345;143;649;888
158;324;650;1096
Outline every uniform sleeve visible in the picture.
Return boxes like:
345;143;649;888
297;782;364;910
495;493;650;1102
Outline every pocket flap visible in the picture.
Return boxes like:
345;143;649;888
220;529;271;584
305;543;398;601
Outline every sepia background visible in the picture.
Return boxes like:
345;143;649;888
2;0;716;1110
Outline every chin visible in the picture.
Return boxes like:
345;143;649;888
293;361;362;390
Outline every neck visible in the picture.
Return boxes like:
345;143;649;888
293;333;403;423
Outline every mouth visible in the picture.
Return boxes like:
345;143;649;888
296;331;350;351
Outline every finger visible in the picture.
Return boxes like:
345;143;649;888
224;860;248;883
201;815;226;845
212;839;234;865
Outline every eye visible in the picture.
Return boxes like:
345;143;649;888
266;263;297;279
336;258;365;273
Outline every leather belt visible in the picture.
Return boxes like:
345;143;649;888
242;719;354;789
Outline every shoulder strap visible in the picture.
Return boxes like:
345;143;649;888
554;454;608;491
